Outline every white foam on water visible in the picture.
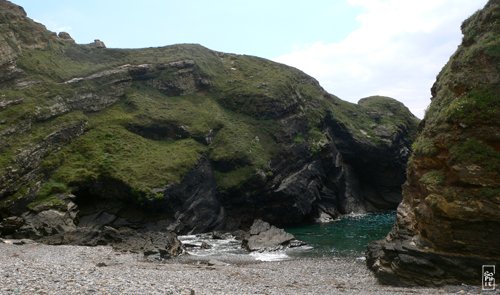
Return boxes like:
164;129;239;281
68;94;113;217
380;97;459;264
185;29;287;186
286;244;314;254
178;234;313;262
178;235;198;243
249;251;290;262
342;212;369;219
299;245;314;251
178;234;246;257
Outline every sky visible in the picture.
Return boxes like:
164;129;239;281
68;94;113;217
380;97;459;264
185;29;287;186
13;0;488;118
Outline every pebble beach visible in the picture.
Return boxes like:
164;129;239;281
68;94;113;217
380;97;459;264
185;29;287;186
0;240;484;295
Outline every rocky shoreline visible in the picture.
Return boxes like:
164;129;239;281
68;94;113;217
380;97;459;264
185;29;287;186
0;240;483;294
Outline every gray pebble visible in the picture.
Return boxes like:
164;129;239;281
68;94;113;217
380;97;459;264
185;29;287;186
0;243;483;294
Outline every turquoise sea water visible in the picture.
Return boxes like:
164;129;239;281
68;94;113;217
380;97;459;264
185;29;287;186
179;212;396;262
286;212;395;258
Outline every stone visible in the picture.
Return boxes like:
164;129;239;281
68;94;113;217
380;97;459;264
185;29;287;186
314;212;334;223
180;289;195;295
0;238;35;245
0;216;25;234
288;239;307;248
18;208;77;238
249;219;271;235
92;39;106;48
242;219;296;252
211;231;232;240
231;230;249;241
207;259;228;266
0;97;23;110
205;129;214;144
57;32;74;43
200;241;211;249
40;226;183;259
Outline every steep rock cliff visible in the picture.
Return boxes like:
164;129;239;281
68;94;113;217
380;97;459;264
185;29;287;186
0;0;418;242
367;0;500;286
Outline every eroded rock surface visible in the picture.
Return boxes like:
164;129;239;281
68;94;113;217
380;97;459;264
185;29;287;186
367;0;500;286
1;0;418;249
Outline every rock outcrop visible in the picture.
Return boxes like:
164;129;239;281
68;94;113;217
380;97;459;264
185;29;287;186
91;39;106;48
242;219;301;252
367;0;500;286
0;0;418;247
43;227;184;260
57;32;75;43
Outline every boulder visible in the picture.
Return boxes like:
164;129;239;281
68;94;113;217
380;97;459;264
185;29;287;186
0;216;24;235
242;219;296;252
200;241;211;249
92;39;106;48
249;219;271;235
57;32;74;43
13;196;79;239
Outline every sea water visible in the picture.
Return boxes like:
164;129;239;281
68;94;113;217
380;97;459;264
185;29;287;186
178;212;395;262
286;212;395;258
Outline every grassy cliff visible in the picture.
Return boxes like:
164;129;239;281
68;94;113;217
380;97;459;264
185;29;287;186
0;0;418;234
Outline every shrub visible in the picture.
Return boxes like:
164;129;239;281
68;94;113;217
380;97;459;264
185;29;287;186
420;170;445;188
412;137;438;156
449;138;500;173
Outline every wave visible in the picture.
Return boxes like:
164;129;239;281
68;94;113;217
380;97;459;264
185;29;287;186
249;251;290;262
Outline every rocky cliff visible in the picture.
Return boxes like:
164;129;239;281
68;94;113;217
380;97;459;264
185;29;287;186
0;0;418;246
367;0;500;286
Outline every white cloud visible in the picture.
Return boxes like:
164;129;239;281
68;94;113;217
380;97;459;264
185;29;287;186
33;18;72;34
274;0;487;118
54;26;72;33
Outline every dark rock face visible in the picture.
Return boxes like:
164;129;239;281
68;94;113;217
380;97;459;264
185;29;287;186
163;158;225;234
0;0;418;250
42;227;183;260
367;0;500;286
0;192;184;259
0;216;24;234
219;105;416;229
0;121;88;206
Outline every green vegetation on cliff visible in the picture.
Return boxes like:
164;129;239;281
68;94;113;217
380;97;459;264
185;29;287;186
0;0;419;212
367;0;500;286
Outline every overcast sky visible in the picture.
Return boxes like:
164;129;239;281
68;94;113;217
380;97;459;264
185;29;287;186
14;0;487;118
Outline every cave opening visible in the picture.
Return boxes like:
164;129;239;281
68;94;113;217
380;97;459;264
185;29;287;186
70;177;172;230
